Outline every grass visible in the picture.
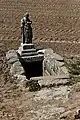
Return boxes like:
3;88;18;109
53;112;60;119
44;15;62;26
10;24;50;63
69;76;80;85
67;58;80;85
69;60;80;75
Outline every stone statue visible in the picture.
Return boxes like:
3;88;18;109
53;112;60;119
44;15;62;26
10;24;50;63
21;12;33;44
21;18;25;44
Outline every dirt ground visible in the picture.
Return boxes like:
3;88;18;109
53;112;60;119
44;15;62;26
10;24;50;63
1;0;80;120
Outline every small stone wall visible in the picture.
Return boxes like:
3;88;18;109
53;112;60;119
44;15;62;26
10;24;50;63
6;48;69;87
38;48;69;76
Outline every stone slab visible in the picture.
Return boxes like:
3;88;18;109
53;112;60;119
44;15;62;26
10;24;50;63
21;52;38;57
10;61;25;75
44;61;56;75
61;66;69;75
43;48;69;76
22;43;34;49
30;75;70;87
52;53;64;61
21;54;44;62
44;48;63;61
22;49;36;53
17;44;36;55
8;57;18;64
6;50;18;60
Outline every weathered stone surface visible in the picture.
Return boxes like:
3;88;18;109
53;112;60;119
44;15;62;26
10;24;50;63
14;74;26;81
6;50;18;60
43;70;51;76
33;84;71;108
44;61;56;75
32;105;65;120
55;60;64;67
44;59;67;75
14;74;28;87
61;66;69;75
44;48;63;61
8;57;18;64
10;61;25;75
30;75;70;87
26;105;65;120
6;50;28;86
43;48;69;76
6;50;19;68
52;53;64;61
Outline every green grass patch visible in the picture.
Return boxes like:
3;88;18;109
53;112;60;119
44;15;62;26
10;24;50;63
69;76;80;85
69;60;80;75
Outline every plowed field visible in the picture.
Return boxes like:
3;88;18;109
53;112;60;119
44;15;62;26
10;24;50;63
1;0;80;55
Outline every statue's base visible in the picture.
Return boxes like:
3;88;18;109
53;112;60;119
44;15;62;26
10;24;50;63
17;43;44;79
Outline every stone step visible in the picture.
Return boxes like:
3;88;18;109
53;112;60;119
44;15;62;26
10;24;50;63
21;52;38;57
22;49;37;53
30;75;70;87
22;44;34;49
21;54;44;62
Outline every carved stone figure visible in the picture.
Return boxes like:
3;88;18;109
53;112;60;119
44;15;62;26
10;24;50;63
21;12;33;44
24;12;31;23
21;18;25;44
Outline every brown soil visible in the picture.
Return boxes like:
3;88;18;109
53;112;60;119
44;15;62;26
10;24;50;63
0;0;80;120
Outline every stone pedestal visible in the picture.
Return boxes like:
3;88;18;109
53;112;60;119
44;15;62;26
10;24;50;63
17;43;44;79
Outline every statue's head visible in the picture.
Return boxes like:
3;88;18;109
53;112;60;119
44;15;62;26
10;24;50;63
24;12;29;18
